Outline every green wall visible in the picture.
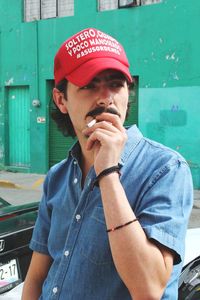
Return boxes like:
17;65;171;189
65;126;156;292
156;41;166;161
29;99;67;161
0;0;200;187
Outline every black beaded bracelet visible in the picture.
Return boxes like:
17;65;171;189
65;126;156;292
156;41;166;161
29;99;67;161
92;165;121;188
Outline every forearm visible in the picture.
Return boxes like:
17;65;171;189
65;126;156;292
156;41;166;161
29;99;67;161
99;173;172;300
22;278;43;300
22;252;52;300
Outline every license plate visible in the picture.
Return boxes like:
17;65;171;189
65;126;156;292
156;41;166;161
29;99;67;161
0;259;21;293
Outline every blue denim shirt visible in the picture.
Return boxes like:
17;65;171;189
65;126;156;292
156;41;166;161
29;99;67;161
30;125;193;300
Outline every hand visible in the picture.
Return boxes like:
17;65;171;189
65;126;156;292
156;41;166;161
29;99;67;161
82;112;127;175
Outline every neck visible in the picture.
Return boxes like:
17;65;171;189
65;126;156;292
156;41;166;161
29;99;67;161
78;136;95;182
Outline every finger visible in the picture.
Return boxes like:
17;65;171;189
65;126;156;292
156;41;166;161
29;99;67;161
86;129;113;150
86;128;126;150
95;113;126;132
83;120;119;137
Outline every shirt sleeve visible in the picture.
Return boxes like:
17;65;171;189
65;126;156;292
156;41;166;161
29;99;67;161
29;173;52;255
138;158;193;265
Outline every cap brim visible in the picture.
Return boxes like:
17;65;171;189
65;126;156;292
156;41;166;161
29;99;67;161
66;57;132;87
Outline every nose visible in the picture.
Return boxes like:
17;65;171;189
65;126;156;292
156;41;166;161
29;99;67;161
96;94;114;107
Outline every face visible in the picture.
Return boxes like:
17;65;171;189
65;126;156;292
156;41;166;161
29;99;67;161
53;69;129;140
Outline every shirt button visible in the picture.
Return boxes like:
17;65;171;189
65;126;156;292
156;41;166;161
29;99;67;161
53;287;58;294
73;160;77;165
73;178;78;184
76;214;81;221
64;250;70;257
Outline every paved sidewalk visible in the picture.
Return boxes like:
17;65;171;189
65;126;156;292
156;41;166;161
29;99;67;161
0;170;45;205
0;171;45;190
194;189;200;206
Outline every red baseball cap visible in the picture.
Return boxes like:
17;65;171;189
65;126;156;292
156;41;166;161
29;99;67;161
54;28;132;87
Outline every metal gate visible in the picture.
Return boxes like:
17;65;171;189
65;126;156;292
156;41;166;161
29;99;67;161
6;86;30;167
124;77;138;127
48;80;76;168
49;102;76;167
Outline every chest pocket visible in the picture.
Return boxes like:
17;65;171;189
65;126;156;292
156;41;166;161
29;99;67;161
79;206;114;265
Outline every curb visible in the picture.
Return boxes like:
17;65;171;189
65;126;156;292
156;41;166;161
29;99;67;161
0;180;23;189
0;178;44;190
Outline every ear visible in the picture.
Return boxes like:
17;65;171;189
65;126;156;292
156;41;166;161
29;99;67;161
53;88;68;114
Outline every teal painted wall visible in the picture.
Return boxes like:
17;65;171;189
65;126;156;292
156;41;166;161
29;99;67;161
139;86;200;187
0;0;199;187
0;0;39;172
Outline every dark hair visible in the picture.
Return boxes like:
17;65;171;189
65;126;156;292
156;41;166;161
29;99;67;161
51;79;77;137
51;77;132;138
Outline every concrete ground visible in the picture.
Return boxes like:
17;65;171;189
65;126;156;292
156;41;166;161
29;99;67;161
189;189;200;228
0;171;45;205
0;170;200;228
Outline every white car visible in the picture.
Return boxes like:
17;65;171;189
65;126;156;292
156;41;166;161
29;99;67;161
0;228;200;299
178;228;200;300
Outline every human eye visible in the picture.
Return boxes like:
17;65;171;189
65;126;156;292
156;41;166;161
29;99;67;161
80;82;96;90
109;80;125;89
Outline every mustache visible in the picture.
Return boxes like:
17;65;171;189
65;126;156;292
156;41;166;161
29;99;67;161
86;107;121;119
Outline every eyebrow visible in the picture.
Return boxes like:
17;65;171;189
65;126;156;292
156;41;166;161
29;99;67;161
91;73;126;83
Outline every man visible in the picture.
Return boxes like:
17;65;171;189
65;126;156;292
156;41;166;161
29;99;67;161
22;28;193;300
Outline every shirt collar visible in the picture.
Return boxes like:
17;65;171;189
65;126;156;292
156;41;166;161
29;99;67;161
69;142;81;163
119;125;143;166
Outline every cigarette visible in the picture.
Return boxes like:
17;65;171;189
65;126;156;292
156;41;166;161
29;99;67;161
87;119;96;128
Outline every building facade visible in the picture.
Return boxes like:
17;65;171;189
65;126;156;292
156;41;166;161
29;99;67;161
0;0;199;188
